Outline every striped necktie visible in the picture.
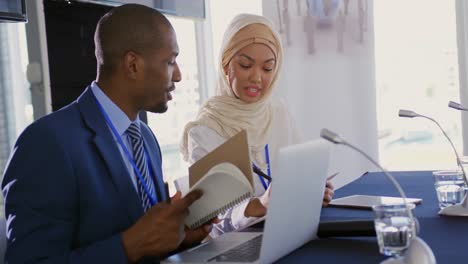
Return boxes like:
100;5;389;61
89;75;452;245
127;122;155;212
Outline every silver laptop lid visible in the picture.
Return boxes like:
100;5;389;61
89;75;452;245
259;139;330;263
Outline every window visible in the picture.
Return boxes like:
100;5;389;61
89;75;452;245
0;22;31;175
0;22;31;213
147;16;200;184
375;0;461;170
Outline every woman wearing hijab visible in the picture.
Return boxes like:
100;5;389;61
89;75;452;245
180;14;334;236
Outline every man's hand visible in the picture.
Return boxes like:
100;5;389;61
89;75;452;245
322;180;334;207
172;191;219;249
181;224;213;248
121;190;202;263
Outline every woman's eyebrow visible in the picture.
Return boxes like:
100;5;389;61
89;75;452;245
238;54;255;62
238;54;276;64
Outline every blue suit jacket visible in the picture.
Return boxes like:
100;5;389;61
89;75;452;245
2;87;166;263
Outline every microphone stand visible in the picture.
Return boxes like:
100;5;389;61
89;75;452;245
320;128;436;264
399;109;468;216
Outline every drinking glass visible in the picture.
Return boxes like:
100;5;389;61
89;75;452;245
372;204;416;258
432;170;467;209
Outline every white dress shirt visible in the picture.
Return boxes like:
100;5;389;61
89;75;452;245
91;81;156;195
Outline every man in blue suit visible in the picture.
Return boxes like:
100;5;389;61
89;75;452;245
1;4;212;263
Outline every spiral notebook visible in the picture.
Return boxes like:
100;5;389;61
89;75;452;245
185;130;254;229
185;162;254;229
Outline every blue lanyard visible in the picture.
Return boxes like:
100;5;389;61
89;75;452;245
95;100;158;206
255;144;271;190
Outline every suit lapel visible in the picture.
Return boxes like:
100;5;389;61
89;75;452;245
77;87;143;222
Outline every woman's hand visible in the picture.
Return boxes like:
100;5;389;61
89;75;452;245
244;198;266;217
244;186;271;217
322;180;334;207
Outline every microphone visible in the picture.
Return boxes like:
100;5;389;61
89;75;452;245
320;128;435;264
320;128;345;144
398;109;466;179
398;109;419;118
320;129;414;217
399;109;468;216
448;101;468;111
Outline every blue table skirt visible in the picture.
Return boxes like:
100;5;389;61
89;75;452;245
277;171;468;264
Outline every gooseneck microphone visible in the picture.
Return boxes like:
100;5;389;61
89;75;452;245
320;129;414;218
399;109;468;216
320;128;436;264
448;101;468;111
398;109;468;187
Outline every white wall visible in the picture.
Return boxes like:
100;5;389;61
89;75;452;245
263;0;378;188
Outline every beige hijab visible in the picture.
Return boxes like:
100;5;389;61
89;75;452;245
180;14;283;168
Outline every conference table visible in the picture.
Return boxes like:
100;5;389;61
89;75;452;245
276;171;468;264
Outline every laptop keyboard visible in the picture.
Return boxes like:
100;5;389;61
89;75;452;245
208;235;263;262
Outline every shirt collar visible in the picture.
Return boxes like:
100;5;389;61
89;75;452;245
90;81;140;136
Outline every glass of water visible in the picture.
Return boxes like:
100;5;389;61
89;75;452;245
372;204;416;258
432;170;467;209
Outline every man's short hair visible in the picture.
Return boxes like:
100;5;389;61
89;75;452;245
94;4;172;76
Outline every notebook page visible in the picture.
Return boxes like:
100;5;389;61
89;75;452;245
185;163;253;229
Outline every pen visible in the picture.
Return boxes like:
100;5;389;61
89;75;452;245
164;182;171;204
252;165;272;182
327;172;340;181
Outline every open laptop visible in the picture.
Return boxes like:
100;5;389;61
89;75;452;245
163;139;331;263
